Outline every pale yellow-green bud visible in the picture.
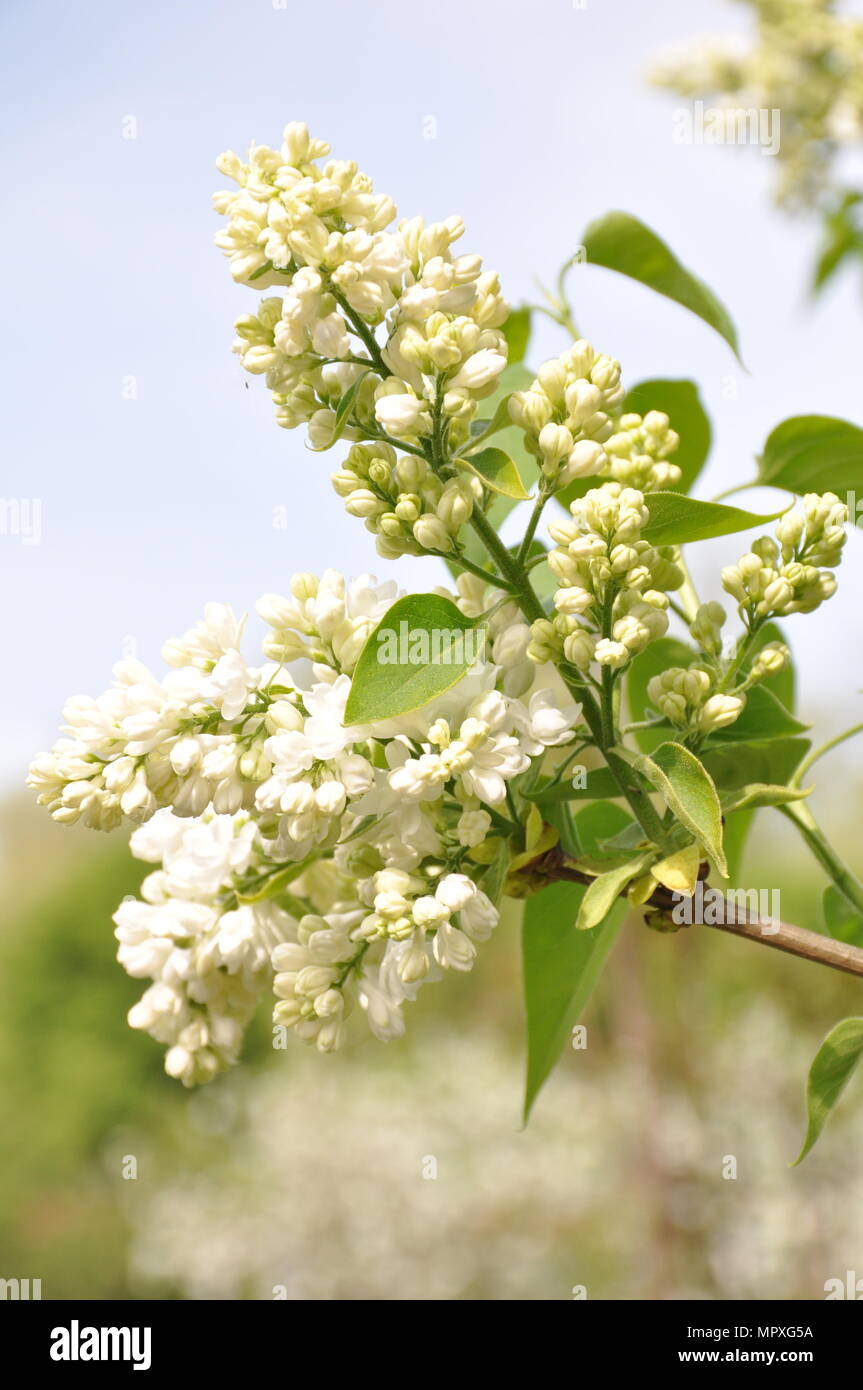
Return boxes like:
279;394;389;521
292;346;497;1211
594;638;629;668
395;455;428;489
266;699;304;733
413;514;452;552
775;510;805;554
749;641;790;683
554;585;594;616
368;459;392;489
239;744;272;781
562;439;606;481
563;628;596;670
699;693;745;733
752;536;780;566
526;618;562;664
437;478;474;532
345;490;385;519
690;600;726;655
394;493;422;523
331;468;361;498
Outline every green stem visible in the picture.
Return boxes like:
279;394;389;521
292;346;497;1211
709;480;759;504
780;802;863;917
717;618;765;693
433;548;517;593
674;550;701;624
791;721;863;788
328;285;391;377
460;456;670;848
517;486;551;564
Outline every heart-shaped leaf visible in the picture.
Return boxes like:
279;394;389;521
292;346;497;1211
581;210;742;361
344;593;480;723
758;416;863;514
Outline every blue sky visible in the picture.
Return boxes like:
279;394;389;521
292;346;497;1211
2;0;862;791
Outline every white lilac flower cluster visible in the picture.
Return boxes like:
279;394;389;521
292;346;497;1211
29;572;582;1081
219;123;507;458
32;120;849;1087
649;0;863;209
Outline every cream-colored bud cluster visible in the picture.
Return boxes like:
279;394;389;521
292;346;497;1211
647;618;790;738
721;493;847;622
529;484;683;671
647;666;745;735
214;122;399;291
376;215;509;440
508;341;625;488
603;411;682;492
330;443;481;558
218;130;511;450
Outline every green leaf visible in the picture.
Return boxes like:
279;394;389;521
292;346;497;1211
823;885;863;948
483;839;512;906
702;736;810;792
757;415;863;509
720;782;810;814
460;446;530;499
794;1019;863;1164
308;370;368;450
617;740;726;876
344;593;478;723
581;210;742;361
623;379;712;495
702;686;809;745
812;192;863;295
501;306;531;364
641;491;783;546
527;765;625;805
334;371;367;434
522;882;624;1121
572;801;636;855
723;808;754;883
577;854;651;931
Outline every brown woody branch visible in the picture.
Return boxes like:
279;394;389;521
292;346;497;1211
525;846;863;981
